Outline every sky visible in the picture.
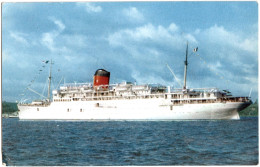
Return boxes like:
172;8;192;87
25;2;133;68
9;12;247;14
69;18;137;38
2;2;258;102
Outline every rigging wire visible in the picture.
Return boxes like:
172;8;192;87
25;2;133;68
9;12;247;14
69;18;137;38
41;78;48;99
195;54;231;86
19;60;50;102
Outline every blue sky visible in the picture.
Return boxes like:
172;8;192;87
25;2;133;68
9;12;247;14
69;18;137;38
2;2;258;102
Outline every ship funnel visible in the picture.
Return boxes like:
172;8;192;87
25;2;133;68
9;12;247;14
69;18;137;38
93;69;110;90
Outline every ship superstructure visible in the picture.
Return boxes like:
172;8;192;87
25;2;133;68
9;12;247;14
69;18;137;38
18;44;252;120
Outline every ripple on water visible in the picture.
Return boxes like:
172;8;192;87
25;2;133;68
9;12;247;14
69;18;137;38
2;117;258;165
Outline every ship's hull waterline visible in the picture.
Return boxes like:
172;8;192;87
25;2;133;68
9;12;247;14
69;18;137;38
18;98;250;120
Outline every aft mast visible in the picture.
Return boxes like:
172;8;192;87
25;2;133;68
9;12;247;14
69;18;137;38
183;42;188;89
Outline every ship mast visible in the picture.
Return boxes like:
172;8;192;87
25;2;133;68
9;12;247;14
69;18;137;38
183;42;188;89
47;59;52;101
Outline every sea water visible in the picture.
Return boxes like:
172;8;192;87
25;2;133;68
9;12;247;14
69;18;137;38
2;117;258;165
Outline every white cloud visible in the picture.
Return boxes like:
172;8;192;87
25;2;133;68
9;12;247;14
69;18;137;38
49;17;66;32
107;23;200;85
108;23;196;49
123;7;144;22
53;19;65;31
41;18;66;52
10;31;29;46
168;23;179;32
3;51;31;69
200;25;257;55
133;24;155;39
189;24;258;98
42;32;55;51
61;34;88;48
107;22;257;99
131;70;170;85
3;3;258;102
238;37;258;53
77;2;102;13
183;33;197;44
2;51;15;63
192;24;257;80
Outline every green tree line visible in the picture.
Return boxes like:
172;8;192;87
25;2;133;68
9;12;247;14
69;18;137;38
238;100;258;117
2;101;18;114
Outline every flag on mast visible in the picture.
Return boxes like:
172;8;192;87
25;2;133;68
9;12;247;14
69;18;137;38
42;60;49;64
193;47;198;52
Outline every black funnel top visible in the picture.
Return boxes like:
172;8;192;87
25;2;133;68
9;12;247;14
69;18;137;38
94;69;110;77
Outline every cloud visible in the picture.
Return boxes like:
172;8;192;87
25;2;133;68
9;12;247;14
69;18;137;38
199;25;257;55
187;24;258;99
107;23;197;61
9;31;29;46
195;25;257;82
123;7;144;23
238;37;258;53
49;17;66;32
2;51;14;63
51;18;65;31
77;2;102;13
107;22;257;99
2;3;258;102
107;23;200;86
168;23;179;32
41;18;66;52
108;23;197;52
42;32;55;51
61;34;88;48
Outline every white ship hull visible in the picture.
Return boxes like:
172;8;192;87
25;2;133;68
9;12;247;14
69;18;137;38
18;98;250;120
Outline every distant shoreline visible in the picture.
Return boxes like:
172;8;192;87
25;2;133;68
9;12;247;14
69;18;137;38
238;102;258;117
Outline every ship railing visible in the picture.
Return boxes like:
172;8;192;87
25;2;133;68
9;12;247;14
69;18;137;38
224;96;251;102
57;93;166;101
60;83;119;87
18;102;51;106
61;82;92;86
171;96;251;105
59;82;169;92
172;99;217;105
171;87;219;93
60;82;92;89
171;97;217;101
60;84;120;92
170;96;251;104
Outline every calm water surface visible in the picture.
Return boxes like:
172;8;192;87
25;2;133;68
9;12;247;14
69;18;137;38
2;117;258;165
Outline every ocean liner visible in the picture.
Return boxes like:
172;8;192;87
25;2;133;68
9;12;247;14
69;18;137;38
18;44;252;120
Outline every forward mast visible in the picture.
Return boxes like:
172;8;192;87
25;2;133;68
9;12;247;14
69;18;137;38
183;42;188;90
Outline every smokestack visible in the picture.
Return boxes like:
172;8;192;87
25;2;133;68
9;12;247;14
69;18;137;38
93;69;110;90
